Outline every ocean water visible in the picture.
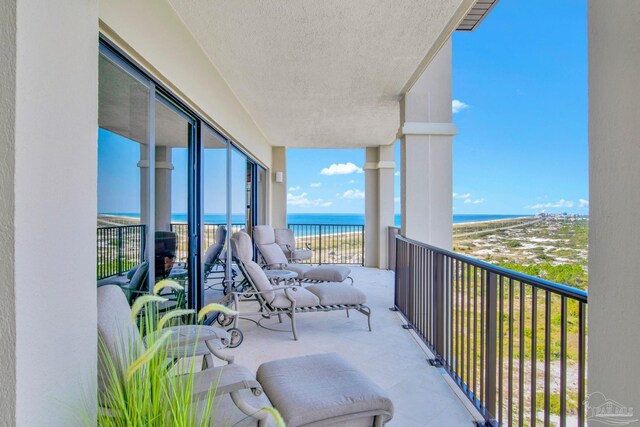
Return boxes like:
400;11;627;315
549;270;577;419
289;213;530;227
102;212;531;226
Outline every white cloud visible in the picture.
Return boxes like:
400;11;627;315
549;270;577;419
579;199;589;208
452;99;470;114
394;171;400;176
287;192;332;208
340;189;365;199
453;192;471;199
464;198;485;205
288;186;300;192
320;162;363;176
310;182;321;188
525;199;575;209
348;179;356;184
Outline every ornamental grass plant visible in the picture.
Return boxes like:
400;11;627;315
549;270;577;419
92;280;284;427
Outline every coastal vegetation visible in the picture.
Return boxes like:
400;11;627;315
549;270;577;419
453;217;589;289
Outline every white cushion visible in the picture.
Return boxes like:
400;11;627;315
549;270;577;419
304;265;351;282
231;231;254;263
271;287;320;309
291;249;313;261
305;283;366;306
257;353;394;427
243;261;276;303
282;263;314;278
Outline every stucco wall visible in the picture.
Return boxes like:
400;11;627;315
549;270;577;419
400;39;454;250
0;0;17;424
13;0;99;425
99;0;272;168
271;147;287;228
588;0;640;414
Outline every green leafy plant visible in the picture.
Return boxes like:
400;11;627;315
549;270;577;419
92;280;284;427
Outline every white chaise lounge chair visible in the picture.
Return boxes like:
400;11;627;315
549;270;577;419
230;231;371;340
274;228;313;263
254;225;353;285
98;284;393;426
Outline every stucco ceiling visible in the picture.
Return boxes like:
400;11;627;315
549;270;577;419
168;0;471;148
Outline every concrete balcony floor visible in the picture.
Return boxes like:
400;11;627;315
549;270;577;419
224;267;477;426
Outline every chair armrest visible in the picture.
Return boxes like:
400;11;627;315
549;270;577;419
154;325;235;364
233;285;298;297
263;262;287;270
210;379;264;398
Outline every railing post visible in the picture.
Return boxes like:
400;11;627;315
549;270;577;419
117;226;123;276
484;271;498;423
140;224;146;263
361;225;365;266
318;224;323;265
434;252;446;361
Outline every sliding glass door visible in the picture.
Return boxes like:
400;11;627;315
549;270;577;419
202;125;229;305
97;37;266;317
153;94;197;310
98;44;153;291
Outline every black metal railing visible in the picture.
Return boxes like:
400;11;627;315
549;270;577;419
170;223;245;262
388;226;401;270
287;224;365;265
97;225;146;279
394;234;588;426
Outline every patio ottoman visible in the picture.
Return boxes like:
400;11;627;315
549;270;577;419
304;265;351;283
257;353;393;427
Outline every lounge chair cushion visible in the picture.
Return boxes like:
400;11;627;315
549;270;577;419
271;287;320;309
260;242;289;265
257;353;394;427
274;228;296;248
231;231;254;264
274;229;313;261
243;261;277;303
281;263;314;278
305;283;366;306
304;265;351;283
97;286;145;395
290;249;313;261
254;225;289;265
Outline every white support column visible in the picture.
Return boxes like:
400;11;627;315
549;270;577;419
271;146;287;228
400;38;455;250
365;145;396;268
0;0;99;424
589;1;640;414
154;146;173;232
364;148;379;267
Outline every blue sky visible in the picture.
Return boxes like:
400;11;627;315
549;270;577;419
99;0;588;217
286;0;588;215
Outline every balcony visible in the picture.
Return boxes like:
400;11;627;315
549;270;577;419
7;0;639;424
225;266;478;426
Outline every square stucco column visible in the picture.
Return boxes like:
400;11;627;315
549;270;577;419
0;0;99;425
271;147;287;228
364;146;396;268
400;39;455;250
588;1;640;414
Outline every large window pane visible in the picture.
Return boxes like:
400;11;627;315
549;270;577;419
202;127;228;305
154;96;194;309
97;50;151;298
231;148;248;233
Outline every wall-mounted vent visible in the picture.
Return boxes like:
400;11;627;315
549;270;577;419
456;0;499;31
